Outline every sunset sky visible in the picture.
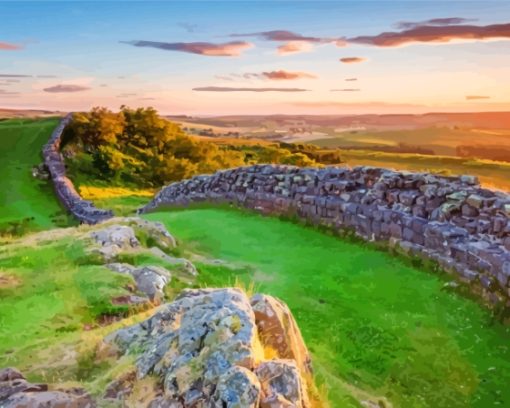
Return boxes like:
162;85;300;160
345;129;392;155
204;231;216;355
1;1;510;115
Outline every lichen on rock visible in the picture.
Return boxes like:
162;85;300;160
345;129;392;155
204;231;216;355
105;288;315;407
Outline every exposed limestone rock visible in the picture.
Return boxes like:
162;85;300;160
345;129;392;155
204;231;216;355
0;368;94;408
106;263;171;302
105;288;314;407
90;225;140;260
251;294;312;376
256;360;308;408
31;163;50;180
141;164;510;306
125;217;177;250
211;366;261;408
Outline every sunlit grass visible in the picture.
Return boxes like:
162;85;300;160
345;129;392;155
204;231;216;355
145;207;510;408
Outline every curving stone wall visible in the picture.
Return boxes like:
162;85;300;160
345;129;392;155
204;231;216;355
142;164;510;306
43;114;113;224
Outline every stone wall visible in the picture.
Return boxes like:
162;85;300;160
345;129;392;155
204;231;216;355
142;164;510;306
43;114;113;224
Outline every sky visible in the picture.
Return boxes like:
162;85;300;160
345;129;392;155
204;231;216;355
1;0;510;115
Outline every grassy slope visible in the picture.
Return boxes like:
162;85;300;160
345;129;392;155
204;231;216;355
0;118;74;232
144;208;510;408
0;233;136;383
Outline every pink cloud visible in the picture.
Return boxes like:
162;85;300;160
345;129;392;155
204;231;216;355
340;57;366;64
277;41;314;55
0;41;22;50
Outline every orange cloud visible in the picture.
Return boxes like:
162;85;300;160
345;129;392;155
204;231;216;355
340;57;366;64
0;41;22;50
43;84;91;93
330;88;360;92
277;41;313;55
193;86;309;92
122;40;253;57
348;22;510;47
466;95;490;100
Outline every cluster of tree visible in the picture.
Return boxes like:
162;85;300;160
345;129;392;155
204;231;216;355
63;107;342;187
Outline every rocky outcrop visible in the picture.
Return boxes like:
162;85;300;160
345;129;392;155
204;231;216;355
141;164;510;306
0;367;95;408
86;217;196;303
106;263;171;302
105;288;314;407
90;224;141;260
43;114;113;224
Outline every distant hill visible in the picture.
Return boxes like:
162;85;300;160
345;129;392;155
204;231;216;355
168;111;510;130
0;108;65;119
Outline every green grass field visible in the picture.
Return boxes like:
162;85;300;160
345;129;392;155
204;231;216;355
0;118;75;234
144;208;510;408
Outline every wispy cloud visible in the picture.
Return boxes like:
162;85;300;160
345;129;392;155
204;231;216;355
259;70;316;80
330;88;360;92
0;41;22;51
290;101;424;109
43;84;91;93
0;74;31;78
231;30;326;43
340;57;366;64
117;93;138;98
219;70;316;81
0;89;20;95
193;86;309;92
121;40;253;56
277;41;314;55
348;22;510;47
345;78;358;81
231;30;344;55
395;17;477;30
465;95;491;100
177;22;199;33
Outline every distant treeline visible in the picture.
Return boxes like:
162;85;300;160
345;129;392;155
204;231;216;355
456;145;510;163
62;107;343;187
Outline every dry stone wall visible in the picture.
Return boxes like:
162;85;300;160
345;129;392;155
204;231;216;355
142;164;510;306
43;114;113;224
